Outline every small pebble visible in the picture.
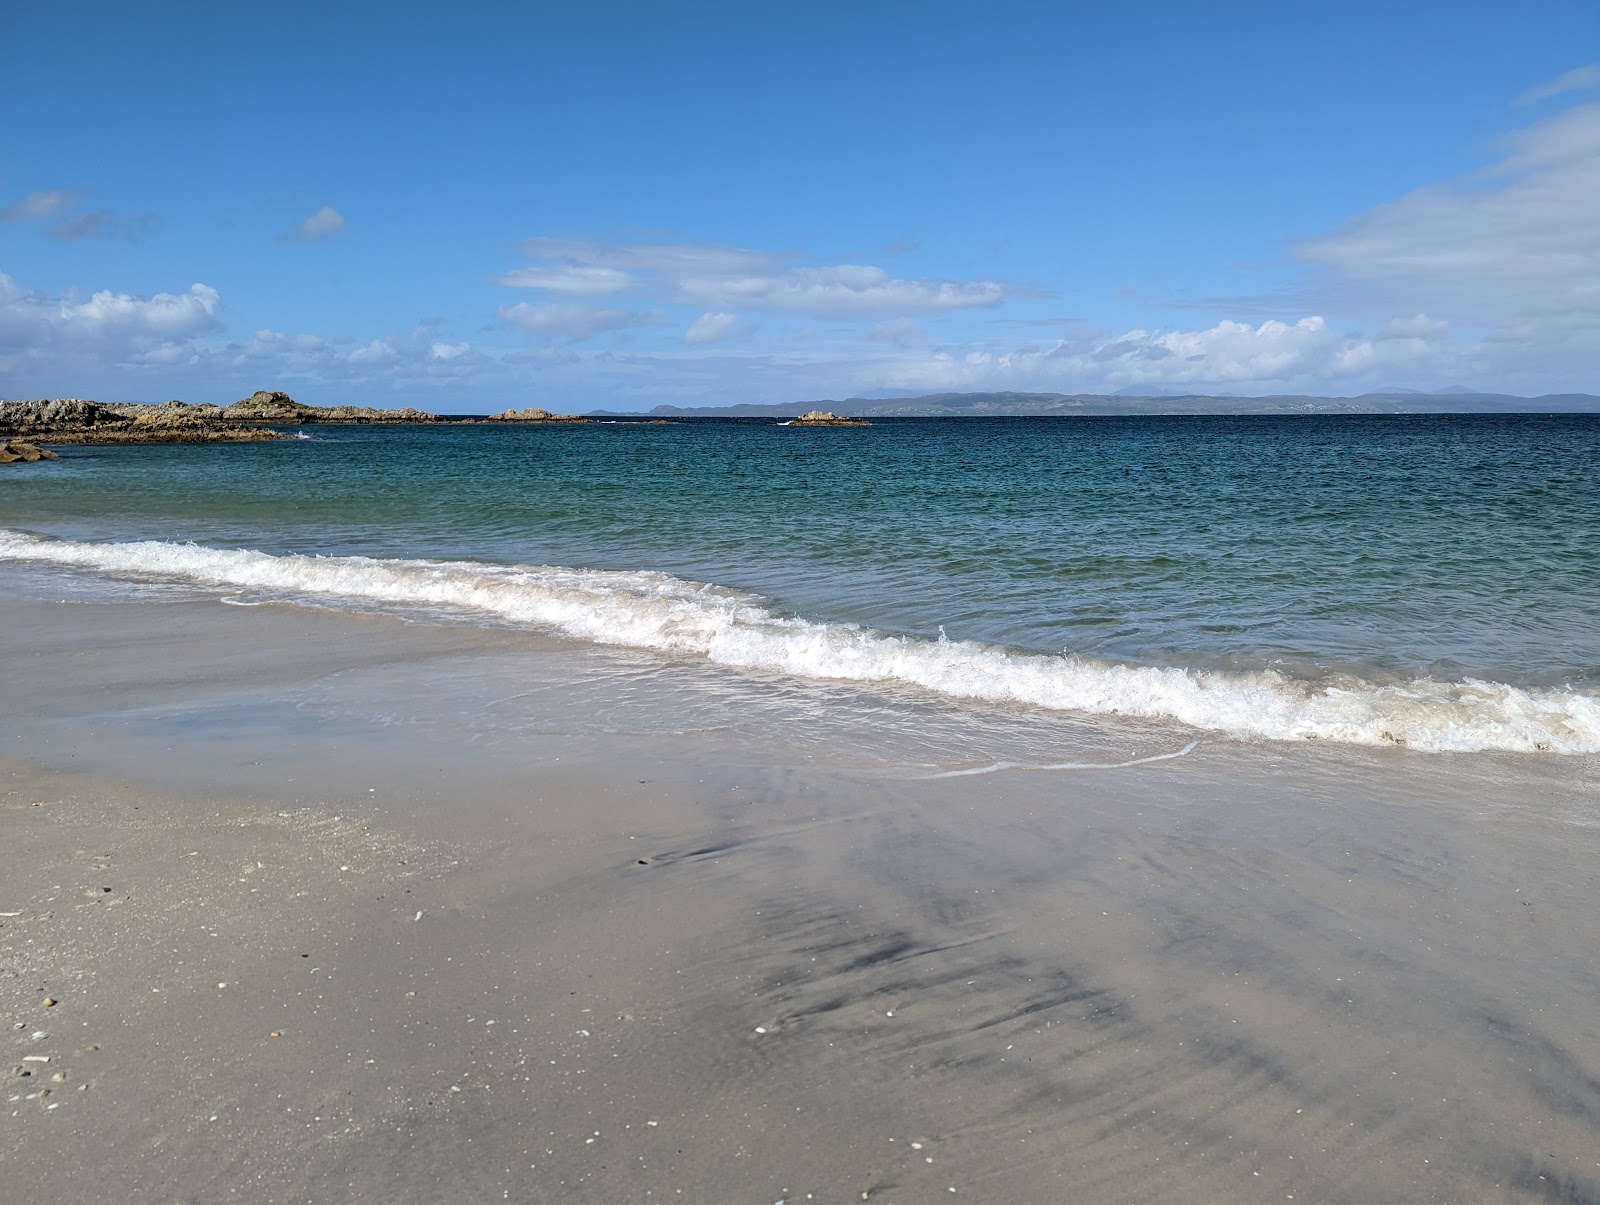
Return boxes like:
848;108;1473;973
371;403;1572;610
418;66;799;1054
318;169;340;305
269;1031;283;1039
753;1026;767;1035
42;998;56;1008
50;1072;65;1083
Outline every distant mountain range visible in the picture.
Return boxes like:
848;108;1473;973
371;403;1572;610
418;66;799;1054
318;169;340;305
607;391;1600;419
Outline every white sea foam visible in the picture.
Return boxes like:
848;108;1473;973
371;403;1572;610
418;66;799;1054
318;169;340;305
3;529;1596;755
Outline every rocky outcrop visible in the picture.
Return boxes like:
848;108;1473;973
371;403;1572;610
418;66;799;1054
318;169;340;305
221;391;446;423
0;440;59;463
0;398;284;444
483;407;591;423
787;409;871;426
1;399;127;430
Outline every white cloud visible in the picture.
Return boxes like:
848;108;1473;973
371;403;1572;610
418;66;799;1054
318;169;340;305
499;301;664;341
282;205;348;243
1295;99;1600;343
0;273;220;346
501;237;1011;322
1517;62;1600;106
430;341;470;361
683;312;748;345
132;342;199;366
347;338;396;364
0;190;81;223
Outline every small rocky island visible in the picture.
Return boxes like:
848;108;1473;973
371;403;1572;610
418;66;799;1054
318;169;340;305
0;439;59;463
481;407;591;423
786;409;871;427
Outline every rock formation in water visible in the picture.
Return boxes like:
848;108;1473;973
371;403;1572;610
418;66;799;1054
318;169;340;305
221;390;446;423
483;407;592;423
0;391;452;443
0;399;283;444
0;439;60;463
787;409;871;426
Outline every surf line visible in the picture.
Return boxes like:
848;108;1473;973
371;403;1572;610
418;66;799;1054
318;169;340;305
923;740;1200;779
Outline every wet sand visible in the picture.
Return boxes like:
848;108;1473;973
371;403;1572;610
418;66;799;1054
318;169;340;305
3;591;1598;1203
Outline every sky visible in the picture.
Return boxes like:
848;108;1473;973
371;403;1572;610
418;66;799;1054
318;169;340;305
1;1;1596;411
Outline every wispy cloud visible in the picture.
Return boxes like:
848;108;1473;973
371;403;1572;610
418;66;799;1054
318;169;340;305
1294;99;1600;343
683;312;749;345
0;190;82;223
500;237;1013;322
1516;62;1600;106
494;264;636;295
280;205;348;244
499;302;665;341
50;210;159;242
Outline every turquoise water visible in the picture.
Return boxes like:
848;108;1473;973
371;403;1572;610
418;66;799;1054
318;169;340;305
3;415;1597;752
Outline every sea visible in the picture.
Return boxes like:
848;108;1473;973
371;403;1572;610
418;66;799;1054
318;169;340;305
2;414;1597;759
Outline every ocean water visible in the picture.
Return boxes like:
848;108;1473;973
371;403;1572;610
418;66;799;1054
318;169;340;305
2;414;1597;754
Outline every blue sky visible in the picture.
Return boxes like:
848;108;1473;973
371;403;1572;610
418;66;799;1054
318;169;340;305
1;1;1596;410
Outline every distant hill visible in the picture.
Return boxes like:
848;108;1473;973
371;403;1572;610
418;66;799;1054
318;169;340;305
616;391;1600;419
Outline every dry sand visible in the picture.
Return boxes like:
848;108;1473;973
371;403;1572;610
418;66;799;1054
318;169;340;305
2;591;1598;1203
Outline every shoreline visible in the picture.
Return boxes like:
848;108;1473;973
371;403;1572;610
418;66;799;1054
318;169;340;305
3;586;1597;1202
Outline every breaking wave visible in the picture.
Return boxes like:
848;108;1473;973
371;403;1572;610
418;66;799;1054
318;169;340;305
2;529;1596;755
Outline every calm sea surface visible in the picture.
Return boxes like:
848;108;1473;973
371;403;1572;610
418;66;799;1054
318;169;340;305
3;415;1597;753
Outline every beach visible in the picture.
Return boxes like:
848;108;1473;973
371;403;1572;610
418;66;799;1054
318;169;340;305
4;582;1597;1203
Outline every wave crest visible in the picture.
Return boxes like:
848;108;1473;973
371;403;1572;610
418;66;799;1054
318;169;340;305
2;529;1595;755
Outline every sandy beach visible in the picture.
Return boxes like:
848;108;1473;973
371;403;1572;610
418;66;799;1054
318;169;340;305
2;588;1596;1203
